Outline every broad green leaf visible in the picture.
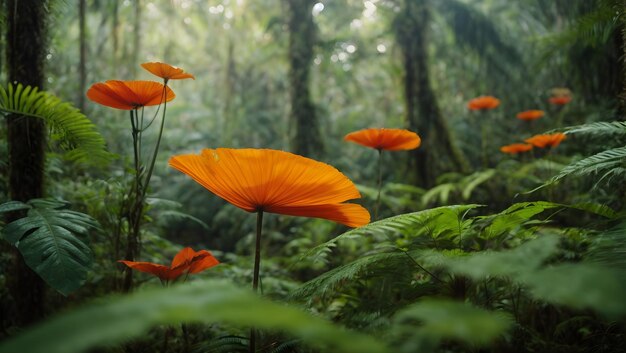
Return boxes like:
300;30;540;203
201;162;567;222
394;299;513;347
444;235;560;279
0;201;31;213
521;264;626;318
0;279;391;353
483;202;558;239
1;199;97;295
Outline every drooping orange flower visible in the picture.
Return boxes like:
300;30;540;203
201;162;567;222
500;143;533;154
119;247;219;282
549;96;572;105
343;128;421;151
141;62;195;81
86;80;175;110
467;96;500;111
516;110;545;121
525;133;567;148
169;148;370;227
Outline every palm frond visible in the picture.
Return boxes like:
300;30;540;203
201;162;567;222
0;83;113;166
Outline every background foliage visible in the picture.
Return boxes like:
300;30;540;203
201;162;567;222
1;0;625;352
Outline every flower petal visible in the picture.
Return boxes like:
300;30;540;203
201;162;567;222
86;80;175;110
268;203;370;228
170;247;196;268
118;260;183;281
169;149;369;226
344;128;421;151
141;62;195;80
187;250;220;273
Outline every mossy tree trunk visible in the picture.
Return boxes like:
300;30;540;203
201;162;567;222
394;0;469;187
285;0;323;157
5;0;48;326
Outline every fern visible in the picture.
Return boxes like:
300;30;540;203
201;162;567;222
301;205;481;262
563;121;626;136
544;146;626;186
0;198;98;295
290;250;417;303
0;279;391;353
0;83;113;165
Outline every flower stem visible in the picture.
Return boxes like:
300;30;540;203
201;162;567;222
374;149;383;220
250;210;264;353
142;84;168;201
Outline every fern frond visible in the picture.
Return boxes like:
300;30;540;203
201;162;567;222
545;146;626;185
290;250;416;303
0;83;113;165
301;205;481;262
563;121;626;136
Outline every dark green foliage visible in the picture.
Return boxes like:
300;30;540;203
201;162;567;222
0;83;112;166
0;280;391;353
0;198;98;295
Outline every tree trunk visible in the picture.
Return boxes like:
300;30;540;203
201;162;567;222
5;0;48;327
394;0;469;187
132;0;141;76
78;0;87;111
285;0;323;157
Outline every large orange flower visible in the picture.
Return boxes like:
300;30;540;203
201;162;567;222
516;110;544;121
500;143;533;154
86;80;175;110
525;133;567;148
141;62;195;81
169;148;370;227
119;247;219;282
343;128;421;151
467;96;500;111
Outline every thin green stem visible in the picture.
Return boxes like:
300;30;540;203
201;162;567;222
141;84;168;200
374;149;383;220
250;210;264;353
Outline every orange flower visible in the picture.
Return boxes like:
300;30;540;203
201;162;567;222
467;96;500;111
141;62;195;82
500;143;533;154
516;110;544;121
525;133;567;148
169;148;370;227
86;80;175;110
548;88;572;106
343;128;421;151
548;96;572;105
119;247;219;282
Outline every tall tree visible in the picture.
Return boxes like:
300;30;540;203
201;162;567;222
285;0;323;157
5;0;49;326
394;0;470;187
78;0;87;111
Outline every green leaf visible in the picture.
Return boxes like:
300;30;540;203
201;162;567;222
444;235;560;279
1;199;98;295
483;202;558;239
0;200;31;213
0;279;391;353
521;264;626;318
394;299;513;347
0;83;113;166
302;205;481;262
